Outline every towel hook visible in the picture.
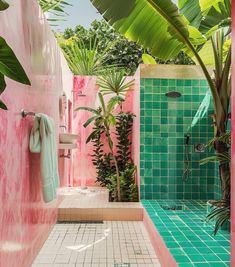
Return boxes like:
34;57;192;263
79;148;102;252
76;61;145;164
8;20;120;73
21;109;36;118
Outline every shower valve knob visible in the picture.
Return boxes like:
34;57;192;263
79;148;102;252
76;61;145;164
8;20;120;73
195;143;205;153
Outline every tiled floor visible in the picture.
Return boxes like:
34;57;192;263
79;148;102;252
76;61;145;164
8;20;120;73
32;221;161;267
142;200;230;267
58;188;143;221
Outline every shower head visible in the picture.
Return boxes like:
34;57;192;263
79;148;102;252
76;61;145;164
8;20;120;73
165;91;181;98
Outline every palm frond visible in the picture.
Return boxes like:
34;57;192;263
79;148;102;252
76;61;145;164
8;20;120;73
60;38;117;75
38;0;72;23
97;69;135;96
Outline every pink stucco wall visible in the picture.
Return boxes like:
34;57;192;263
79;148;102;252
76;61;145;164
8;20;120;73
72;76;138;188
0;1;73;267
231;0;235;265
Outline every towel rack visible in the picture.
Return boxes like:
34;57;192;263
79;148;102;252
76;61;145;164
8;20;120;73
21;109;36;118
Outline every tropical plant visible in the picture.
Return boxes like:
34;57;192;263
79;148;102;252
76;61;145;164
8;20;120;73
116;112;135;172
91;111;115;185
76;93;123;201
38;0;72;25
59;38;116;75
200;133;231;234
107;162;137;202
57;19;194;75
0;1;31;110
97;70;135;97
90;0;231;232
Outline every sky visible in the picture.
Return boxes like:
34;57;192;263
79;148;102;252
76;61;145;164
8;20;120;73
55;0;102;32
55;0;178;32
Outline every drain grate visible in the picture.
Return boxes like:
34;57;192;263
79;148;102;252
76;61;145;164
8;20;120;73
161;205;186;211
114;263;131;267
57;220;104;224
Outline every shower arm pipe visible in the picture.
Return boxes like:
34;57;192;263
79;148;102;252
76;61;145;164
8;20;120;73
21;109;36;118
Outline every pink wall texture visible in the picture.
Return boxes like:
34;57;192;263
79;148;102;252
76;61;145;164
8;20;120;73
0;1;73;267
72;76;138;188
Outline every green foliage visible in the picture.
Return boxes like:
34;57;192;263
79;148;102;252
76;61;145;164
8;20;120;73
77;89;138;202
91;111;115;185
201;133;231;234
107;162;138;202
97;69;135;97
57;20;194;75
60;38;115;75
38;0;72;25
116;112;135;172
0;2;31;110
0;0;9;10
206;201;230;235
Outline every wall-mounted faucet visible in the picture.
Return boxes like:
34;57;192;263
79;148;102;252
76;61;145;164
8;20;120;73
60;150;71;159
59;125;67;133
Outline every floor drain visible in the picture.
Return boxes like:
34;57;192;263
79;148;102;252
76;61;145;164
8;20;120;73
134;250;142;255
161;205;186;211
57;220;104;224
114;263;131;267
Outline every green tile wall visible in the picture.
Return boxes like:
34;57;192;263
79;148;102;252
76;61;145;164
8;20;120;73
140;78;219;200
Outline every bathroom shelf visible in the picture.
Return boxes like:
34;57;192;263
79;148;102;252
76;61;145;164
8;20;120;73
58;143;77;150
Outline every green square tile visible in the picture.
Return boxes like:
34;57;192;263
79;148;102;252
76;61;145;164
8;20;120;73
174;255;191;263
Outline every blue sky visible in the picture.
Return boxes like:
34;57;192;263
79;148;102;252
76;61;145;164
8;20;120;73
55;0;101;32
56;0;178;32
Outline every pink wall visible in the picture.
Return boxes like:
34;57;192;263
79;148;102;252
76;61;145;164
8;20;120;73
0;1;73;267
231;0;235;265
131;69;140;198
72;76;139;188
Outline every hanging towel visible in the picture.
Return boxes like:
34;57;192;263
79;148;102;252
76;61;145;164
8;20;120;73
29;114;59;203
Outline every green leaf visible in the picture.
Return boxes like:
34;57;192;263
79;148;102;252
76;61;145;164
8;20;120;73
91;0;188;60
0;73;6;94
107;96;123;113
86;130;99;143
179;0;202;28
142;54;157;64
76;106;100;115
90;0;219;110
0;99;7;110
0;37;30;85
83;115;98;128
0;0;9;11
192;40;215;65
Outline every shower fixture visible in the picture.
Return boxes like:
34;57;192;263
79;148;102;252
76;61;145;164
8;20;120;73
165;91;181;98
182;133;191;182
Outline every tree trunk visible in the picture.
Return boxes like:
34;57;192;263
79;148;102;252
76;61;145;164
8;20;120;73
112;154;121;202
215;140;230;202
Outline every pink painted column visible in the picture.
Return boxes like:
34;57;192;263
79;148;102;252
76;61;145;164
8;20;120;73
231;0;235;265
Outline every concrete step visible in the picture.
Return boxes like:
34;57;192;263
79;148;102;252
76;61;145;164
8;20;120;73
58;187;143;221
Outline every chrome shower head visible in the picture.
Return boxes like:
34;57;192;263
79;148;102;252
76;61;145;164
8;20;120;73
165;91;181;98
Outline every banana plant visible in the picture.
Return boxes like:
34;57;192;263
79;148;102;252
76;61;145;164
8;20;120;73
0;1;31;110
90;0;231;221
76;93;124;201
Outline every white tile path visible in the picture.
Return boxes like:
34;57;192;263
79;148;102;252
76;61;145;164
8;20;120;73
32;221;161;267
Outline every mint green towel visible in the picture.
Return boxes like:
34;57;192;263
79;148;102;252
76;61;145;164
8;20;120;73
29;114;59;203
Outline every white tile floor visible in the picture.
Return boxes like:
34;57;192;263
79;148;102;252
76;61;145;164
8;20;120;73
32;222;161;267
